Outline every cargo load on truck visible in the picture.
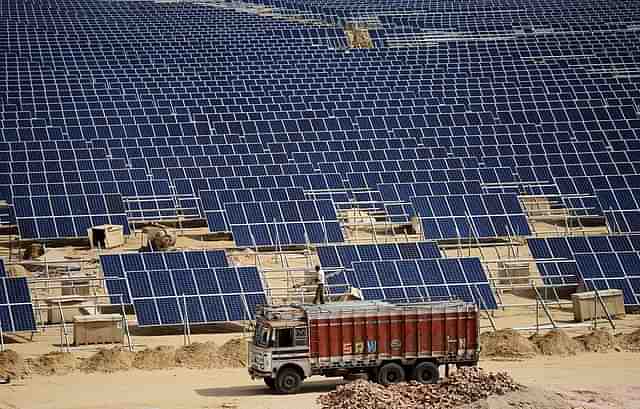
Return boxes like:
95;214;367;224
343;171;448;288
248;300;480;394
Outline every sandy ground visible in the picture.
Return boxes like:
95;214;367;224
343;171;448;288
1;351;640;409
1;221;638;409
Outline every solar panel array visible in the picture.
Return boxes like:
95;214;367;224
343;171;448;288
199;187;306;232
317;241;442;270
575;252;640;306
224;199;344;247
14;194;130;239
596;189;640;233
128;266;267;326
0;277;37;332
100;250;229;304
349;258;497;309
528;235;640;286
412;194;530;240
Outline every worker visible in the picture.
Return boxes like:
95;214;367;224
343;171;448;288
313;265;325;304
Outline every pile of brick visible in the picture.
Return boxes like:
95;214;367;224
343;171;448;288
318;367;522;409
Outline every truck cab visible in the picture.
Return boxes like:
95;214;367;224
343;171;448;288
249;306;312;393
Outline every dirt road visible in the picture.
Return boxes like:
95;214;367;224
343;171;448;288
2;352;640;409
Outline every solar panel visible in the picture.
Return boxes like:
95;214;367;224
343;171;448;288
348;258;497;309
127;267;267;326
412;193;530;240
100;250;229;304
527;235;640;285
0;277;37;332
596;189;640;233
379;181;483;223
225;199;344;247
575;252;640;306
200;187;306;232
317;241;441;270
14;194;130;239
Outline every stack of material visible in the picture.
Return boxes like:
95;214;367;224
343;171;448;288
318;367;521;409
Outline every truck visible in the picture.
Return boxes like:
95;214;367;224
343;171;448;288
248;300;480;394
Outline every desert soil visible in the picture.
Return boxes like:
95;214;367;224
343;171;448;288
0;349;639;409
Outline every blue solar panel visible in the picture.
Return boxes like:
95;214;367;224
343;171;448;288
126;266;266;326
575;252;640;306
528;235;640;285
349;258;497;309
412;193;530;240
320;242;443;293
225;199;343;247
14;194;130;239
200;187;306;233
0;277;36;332
100;250;228;304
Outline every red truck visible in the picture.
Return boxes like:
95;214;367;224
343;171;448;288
248;300;480;394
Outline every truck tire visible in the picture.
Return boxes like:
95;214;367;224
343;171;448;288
413;362;439;384
276;368;303;394
264;377;275;390
377;362;405;385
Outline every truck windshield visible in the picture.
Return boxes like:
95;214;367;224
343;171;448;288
254;322;271;347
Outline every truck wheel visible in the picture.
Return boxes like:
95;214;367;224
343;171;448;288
264;377;276;390
413;362;439;384
377;363;405;385
276;368;303;394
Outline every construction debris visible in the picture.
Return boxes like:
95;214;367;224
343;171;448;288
317;367;522;409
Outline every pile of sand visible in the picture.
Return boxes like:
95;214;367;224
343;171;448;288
530;329;584;356
175;341;221;369
575;329;617;353
80;347;135;373
0;350;28;379
480;329;538;359
132;346;177;370
616;329;640;351
27;352;78;375
217;338;248;367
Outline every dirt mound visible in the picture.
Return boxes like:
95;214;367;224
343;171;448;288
27;352;78;375
175;341;220;369
575;329;617;352
530;330;584;356
218;338;248;367
318;367;522;409
480;330;537;359
463;387;573;409
132;346;176;370
80;347;135;373
616;329;640;351
0;350;28;379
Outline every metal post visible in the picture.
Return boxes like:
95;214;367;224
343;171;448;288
0;324;4;352
531;282;557;329
535;296;540;334
57;301;70;352
119;295;133;352
593;285;616;330
183;295;191;345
